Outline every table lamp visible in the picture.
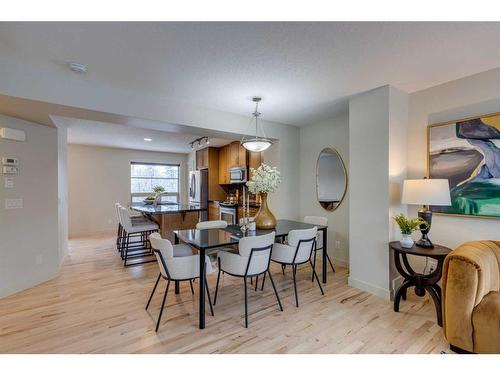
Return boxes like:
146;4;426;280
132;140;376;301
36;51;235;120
401;178;451;248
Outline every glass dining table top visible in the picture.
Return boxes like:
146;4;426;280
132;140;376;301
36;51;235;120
173;219;327;250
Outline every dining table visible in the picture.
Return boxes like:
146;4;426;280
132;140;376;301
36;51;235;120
173;219;328;329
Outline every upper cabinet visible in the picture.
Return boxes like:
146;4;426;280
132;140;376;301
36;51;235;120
218;142;263;185
196;148;208;169
248;151;262;171
228;141;246;168
197;147;226;201
218;145;230;184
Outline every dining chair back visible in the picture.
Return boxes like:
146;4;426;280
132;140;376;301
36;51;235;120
214;231;282;327
238;231;276;276
288;227;318;264
196;220;228;230
271;226;324;307
303;215;335;275
147;232;214;331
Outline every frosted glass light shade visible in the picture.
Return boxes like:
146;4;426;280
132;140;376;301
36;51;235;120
241;138;272;152
402;179;451;206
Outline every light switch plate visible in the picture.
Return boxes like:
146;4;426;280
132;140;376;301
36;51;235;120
5;198;23;209
4;177;14;188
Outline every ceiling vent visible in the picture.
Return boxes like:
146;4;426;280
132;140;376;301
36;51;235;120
67;62;88;74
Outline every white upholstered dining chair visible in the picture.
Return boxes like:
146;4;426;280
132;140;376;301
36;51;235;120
271;227;324;307
147;232;214;332
303;216;335;279
214;232;283;328
196;220;228;230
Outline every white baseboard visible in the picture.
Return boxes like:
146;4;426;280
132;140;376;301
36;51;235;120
348;276;391;301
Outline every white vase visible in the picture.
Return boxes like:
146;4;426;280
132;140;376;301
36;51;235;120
400;234;414;248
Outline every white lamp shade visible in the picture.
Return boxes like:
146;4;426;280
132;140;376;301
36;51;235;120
402;179;451;206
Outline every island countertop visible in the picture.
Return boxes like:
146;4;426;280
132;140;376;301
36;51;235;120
131;203;206;215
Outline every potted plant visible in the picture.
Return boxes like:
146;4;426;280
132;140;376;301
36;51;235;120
393;213;429;248
153;185;165;205
246;163;281;229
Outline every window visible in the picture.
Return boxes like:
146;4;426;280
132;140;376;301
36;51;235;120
130;162;180;204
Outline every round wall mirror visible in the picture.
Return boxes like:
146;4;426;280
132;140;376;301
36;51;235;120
316;148;347;211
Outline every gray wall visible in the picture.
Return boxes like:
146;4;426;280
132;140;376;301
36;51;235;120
407;67;500;250
348;86;408;299
0;115;60;298
68;144;189;237
299;112;349;266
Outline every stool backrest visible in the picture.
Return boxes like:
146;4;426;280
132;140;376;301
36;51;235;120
115;203;123;223
119;207;133;232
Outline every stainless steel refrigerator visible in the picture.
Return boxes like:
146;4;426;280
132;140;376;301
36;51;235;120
188;169;208;221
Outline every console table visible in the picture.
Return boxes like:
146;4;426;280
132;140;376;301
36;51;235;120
389;241;452;326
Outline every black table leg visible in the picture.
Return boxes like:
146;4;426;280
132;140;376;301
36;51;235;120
199;248;206;329
322;228;328;284
394;279;412;312
174;233;180;295
392;249;445;327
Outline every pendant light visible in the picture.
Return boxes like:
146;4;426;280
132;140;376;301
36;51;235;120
241;97;273;152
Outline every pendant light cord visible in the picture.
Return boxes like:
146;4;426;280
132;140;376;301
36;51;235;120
254;101;260;140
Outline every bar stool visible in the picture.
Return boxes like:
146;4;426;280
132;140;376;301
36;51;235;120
115;203;151;258
119;207;159;266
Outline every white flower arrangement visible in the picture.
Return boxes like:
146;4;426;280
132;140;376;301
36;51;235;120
246;163;281;194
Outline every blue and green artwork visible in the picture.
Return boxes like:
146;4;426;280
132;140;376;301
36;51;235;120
428;114;500;218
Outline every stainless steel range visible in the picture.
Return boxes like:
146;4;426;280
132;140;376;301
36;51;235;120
219;202;237;225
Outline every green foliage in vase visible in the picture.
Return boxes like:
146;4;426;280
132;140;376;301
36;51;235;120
153;185;165;193
393;213;429;235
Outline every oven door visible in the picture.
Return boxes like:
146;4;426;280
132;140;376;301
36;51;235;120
219;207;236;225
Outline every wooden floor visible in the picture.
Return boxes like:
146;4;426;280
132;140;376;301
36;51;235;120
0;235;449;353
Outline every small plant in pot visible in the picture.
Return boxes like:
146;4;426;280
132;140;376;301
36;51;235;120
393;213;429;248
153;185;165;205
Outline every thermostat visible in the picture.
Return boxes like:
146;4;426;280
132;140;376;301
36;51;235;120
2;157;19;166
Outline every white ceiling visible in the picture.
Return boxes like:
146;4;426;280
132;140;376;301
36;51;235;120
53;116;235;153
0;22;500;126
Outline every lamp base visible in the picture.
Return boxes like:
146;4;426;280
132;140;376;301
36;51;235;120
416;208;434;248
416;236;434;248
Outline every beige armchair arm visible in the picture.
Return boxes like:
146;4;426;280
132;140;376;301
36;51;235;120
442;241;500;352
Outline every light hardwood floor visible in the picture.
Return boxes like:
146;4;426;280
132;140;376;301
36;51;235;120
0;235;449;353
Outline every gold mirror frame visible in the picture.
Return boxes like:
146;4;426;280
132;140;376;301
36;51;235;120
316;147;348;212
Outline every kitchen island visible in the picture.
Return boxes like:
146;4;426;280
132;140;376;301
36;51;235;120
131;203;206;242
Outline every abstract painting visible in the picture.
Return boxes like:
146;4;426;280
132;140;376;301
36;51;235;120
428;113;500;218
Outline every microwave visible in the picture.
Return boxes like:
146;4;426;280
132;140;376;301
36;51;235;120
229;166;247;184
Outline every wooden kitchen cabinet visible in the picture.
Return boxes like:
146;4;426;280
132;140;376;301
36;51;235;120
207;148;226;201
248;151;262;171
238;142;247;166
228;141;247;168
218;145;230;184
228;141;239;168
196;148;208;169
